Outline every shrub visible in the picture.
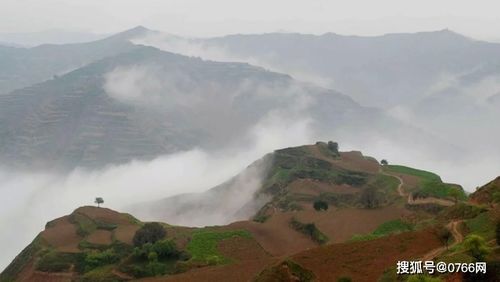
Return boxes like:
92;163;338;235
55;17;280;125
360;187;381;208
84;249;119;271
313;200;329;211
133;223;166;247
463;234;491;261
496;221;500;245
152;240;178;258
290;218;328;244
338;277;353;282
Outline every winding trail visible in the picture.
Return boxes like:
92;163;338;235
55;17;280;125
380;169;454;206
380;167;464;260
421;220;463;261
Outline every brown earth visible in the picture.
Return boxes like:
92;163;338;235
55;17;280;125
295;205;412;243
291;229;442;282
288;179;357;196
307;145;380;174
228;213;318;257
333;151;380;174
75;206;133;225
140;236;276;282
114;224;140;245
40;216;81;253
16;260;74;282
86;229;113;245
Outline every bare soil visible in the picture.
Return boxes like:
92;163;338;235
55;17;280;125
291;229;442;282
40;216;81;253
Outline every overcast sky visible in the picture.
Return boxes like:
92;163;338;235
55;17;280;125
1;0;500;40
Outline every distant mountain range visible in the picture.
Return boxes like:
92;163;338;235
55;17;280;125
0;26;151;94
0;36;418;169
0;29;108;47
2;26;496;170
136;29;500;160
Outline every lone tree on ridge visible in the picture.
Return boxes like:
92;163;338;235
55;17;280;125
95;197;104;208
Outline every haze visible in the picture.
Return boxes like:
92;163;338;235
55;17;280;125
1;0;500;41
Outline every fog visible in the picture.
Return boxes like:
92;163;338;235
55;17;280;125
2;29;500;271
0;79;316;269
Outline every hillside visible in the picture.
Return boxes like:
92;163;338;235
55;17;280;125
0;39;427;169
2;143;499;281
0;26;150;94
200;30;500;108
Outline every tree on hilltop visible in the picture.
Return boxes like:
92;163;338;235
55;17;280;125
95;197;104;208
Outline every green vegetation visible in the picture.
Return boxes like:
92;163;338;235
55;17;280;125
133;222;166;247
263;146;368;198
337;277;353;282
373;219;414;236
462;234;491;261
186;229;251;265
83;249;120;272
253;214;270;223
440;202;487;220
69;212;97;237
313;200;329;211
465;212;496;241
415;181;467;201
496;221;500;245
36;251;84;272
385;165;441;182
289;218;329;244
350;219;414;242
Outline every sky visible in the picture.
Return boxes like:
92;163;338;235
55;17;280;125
1;0;500;40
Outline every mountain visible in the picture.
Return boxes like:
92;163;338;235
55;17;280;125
141;30;500;161
0;26;152;94
4;143;498;281
132;142;465;227
199;30;500;108
0;42;434;169
0;30;108;47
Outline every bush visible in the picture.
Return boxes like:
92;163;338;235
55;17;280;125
133;240;179;261
313;200;329;211
338;277;352;282
152;240;178;258
463;234;491;261
496;221;500;245
133;223;166;247
84;249;119;271
290;218;328;244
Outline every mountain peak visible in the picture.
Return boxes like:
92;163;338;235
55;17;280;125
104;25;156;42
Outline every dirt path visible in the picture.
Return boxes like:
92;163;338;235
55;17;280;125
380;169;454;206
421;220;463;261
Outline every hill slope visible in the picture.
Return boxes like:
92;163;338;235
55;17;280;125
4;143;499;282
0;26;151;94
0;42;423;169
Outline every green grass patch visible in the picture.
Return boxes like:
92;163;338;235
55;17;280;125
373;219;414;236
466;212;495;241
371;174;400;193
186;229;251;265
416;181;467;200
349;219;414;242
385;165;441;182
